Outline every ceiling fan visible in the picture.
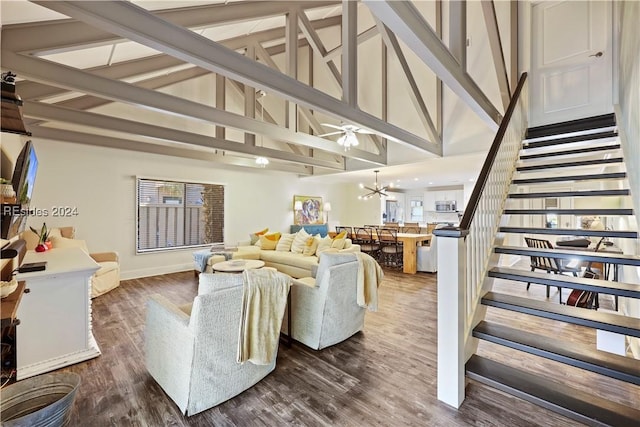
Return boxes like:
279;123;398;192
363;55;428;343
318;123;375;150
358;170;391;199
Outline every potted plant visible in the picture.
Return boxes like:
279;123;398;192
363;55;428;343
30;223;51;252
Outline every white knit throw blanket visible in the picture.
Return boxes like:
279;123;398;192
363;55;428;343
355;252;384;311
237;268;291;365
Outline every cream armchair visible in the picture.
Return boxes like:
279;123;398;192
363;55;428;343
286;252;366;350
145;273;279;416
20;226;120;298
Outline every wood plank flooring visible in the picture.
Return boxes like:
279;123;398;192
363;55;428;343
50;268;638;426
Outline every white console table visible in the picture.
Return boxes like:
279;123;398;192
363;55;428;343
15;247;101;380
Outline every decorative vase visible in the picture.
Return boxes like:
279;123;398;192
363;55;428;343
35;244;48;252
0;184;16;204
45;240;53;250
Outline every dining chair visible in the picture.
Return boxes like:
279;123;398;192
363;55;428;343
524;237;581;302
377;228;403;269
353;227;380;259
335;226;354;237
402;226;420;234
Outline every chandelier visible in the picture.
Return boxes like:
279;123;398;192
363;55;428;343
358;170;390;199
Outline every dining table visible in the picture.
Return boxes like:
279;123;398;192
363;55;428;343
329;231;432;274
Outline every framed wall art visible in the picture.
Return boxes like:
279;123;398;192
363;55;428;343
293;195;323;225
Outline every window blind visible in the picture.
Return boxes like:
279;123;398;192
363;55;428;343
137;178;224;252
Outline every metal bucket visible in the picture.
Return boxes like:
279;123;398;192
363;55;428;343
0;372;80;427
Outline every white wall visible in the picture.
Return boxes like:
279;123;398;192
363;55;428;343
19;139;348;279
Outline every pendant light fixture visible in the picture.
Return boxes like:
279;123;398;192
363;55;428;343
358;170;391;199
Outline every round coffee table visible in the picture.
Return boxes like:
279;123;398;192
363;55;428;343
212;259;265;272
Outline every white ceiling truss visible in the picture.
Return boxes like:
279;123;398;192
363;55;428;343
1;0;510;177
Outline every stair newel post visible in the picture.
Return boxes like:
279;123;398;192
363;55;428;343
435;228;469;408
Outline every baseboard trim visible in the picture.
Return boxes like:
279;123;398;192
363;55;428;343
121;263;193;280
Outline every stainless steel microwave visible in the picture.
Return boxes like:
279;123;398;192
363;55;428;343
435;200;457;212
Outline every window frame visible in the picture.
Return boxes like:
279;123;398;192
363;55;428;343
135;177;225;254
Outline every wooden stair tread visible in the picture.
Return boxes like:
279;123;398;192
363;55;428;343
499;227;637;238
488;267;640;298
526;114;616;139
523;130;618;148
504;208;633;215
473;321;640;385
481;291;640;337
520;144;621;160
516;157;623;171
466;355;640;426
508;189;629;198
512;172;626;185
495;246;640;266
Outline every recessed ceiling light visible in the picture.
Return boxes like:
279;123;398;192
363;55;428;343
468;178;475;182
429;182;433;185
414;178;418;181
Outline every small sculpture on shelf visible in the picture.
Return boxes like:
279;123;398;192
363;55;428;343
30;223;51;252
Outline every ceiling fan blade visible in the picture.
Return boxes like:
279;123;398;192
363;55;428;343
355;129;375;134
317;131;343;137
320;123;345;131
363;186;377;192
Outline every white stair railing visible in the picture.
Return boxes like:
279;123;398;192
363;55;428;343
435;73;529;408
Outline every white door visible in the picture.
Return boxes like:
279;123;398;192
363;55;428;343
529;1;613;127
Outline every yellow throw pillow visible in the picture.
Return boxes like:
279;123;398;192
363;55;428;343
258;232;281;250
303;235;319;256
249;227;269;245
334;230;347;240
331;231;347;250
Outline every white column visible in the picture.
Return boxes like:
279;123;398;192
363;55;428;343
436;231;467;408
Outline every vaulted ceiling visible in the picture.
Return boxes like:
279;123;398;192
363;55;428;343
1;0;515;190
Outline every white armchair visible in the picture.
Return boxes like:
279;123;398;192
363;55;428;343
286;253;366;350
20;226;120;298
145;273;279;416
417;225;445;273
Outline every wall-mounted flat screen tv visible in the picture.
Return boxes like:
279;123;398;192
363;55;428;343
1;140;38;239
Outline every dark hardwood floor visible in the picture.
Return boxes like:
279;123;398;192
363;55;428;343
52;268;638;426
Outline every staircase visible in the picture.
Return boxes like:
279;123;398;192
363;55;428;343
466;113;640;426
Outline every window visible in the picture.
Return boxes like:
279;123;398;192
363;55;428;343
410;199;423;222
137;178;224;252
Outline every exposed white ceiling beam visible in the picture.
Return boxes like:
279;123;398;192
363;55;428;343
30;1;434;154
285;9;298;131
449;0;467;70
324;26;378;62
17;55;187;100
364;0;502;130
23;101;344;171
342;0;357;108
29;126;312;175
9;1;339;54
297;8;342;91
253;42;346;160
375;18;441;146
481;0;511;111
4;51;382;164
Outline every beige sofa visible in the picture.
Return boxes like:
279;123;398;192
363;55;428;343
202;232;360;278
20;226;120;298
